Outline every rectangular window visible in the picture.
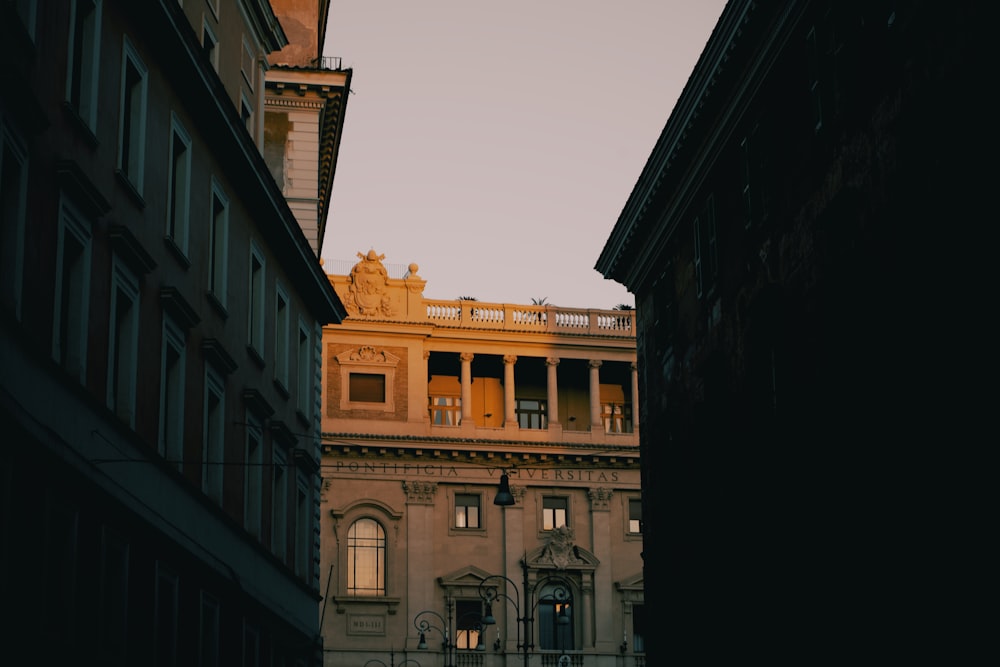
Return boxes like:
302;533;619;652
208;179;229;308
602;403;633;434
455;599;483;650
203;366;225;504
628;498;642;534
350;373;385;403
455;494;481;529
160;317;186;468
542;497;567;531
66;0;102;131
118;36;148;193
244;413;263;540
248;243;265;355
274;284;289;391
516;398;547;429
632;604;645;653
199;592;220;667
167;113;192;256
294;475;309;578
154;562;179;667
271;448;287;560
202;21;218;71
98;527;129;664
108;258;140;428
538;597;574;651
0;125;28;319
694;195;718;299
241;37;255;89
240;93;253;136
53;198;92;383
429;395;461;425
296;322;311;417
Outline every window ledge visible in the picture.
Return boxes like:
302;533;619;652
247;345;265;370
205;291;228;320
273;378;290;400
163;235;191;269
114;169;145;210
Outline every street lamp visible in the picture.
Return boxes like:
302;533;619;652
478;558;574;667
413;609;453;667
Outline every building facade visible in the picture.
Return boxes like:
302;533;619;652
319;252;643;667
596;0;986;661
1;1;348;664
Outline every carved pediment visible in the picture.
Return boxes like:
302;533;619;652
526;525;599;571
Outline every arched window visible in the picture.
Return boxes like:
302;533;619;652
347;518;385;596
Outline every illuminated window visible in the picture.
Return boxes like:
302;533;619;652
430;395;461;425
602;402;633;433
455;494;480;529
542;497;567;531
455;599;483;650
347;518;385;596
628;499;642;534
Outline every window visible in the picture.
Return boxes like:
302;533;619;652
53;198;92;383
1;124;28;319
98;527;129;664
694;195;718;299
240;92;253;136
429;396;461;425
542;497;567;531
274;284;289;391
154;562;179;667
118;37;148;193
631;604;645;653
516;398;547;429
108;258;140;428
455;599;483;650
66;0;102;131
296;322;311;417
199;592;220;667
628;498;642;534
208;179;229;308
202;21;218;71
248;243;265;356
241;37;255;89
166;114;191;257
271;448;287;559
244;413;263;540
203;366;225;504
160;317;186;467
347;518;385;596
350;373;385;403
295;474;310;578
455;494;481;529
537;588;574;651
602;402;633;433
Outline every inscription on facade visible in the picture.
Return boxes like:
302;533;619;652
348;613;385;636
326;460;619;481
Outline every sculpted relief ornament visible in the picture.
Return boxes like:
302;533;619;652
346;250;395;318
539;525;586;570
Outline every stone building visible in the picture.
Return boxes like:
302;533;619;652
319;252;643;667
0;1;349;664
596;0;986;662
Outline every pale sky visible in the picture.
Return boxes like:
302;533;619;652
320;1;728;310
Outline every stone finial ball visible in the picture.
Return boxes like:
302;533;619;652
409;263;419;274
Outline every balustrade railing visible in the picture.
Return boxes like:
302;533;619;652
422;300;634;338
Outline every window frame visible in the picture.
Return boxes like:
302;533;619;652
166;112;192;259
66;0;103;132
52;197;93;383
202;364;225;504
247;241;266;358
516;397;547;430
271;447;287;560
346;517;386;597
1;122;29;320
244;411;263;540
107;256;140;428
541;496;569;532
294;472;311;578
454;493;482;530
202;19;219;71
207;177;229;310
273;282;289;393
117;35;149;195
159;315;186;467
296;320;312;419
335;346;400;414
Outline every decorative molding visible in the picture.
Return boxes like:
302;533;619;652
402;481;437;504
587;487;613;511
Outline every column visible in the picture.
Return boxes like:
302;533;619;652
630;361;640;432
546;357;560;427
403;481;438;650
588;359;602;432
503;355;517;426
587;488;613;651
460;352;474;422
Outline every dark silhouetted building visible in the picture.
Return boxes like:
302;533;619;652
597;1;985;661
